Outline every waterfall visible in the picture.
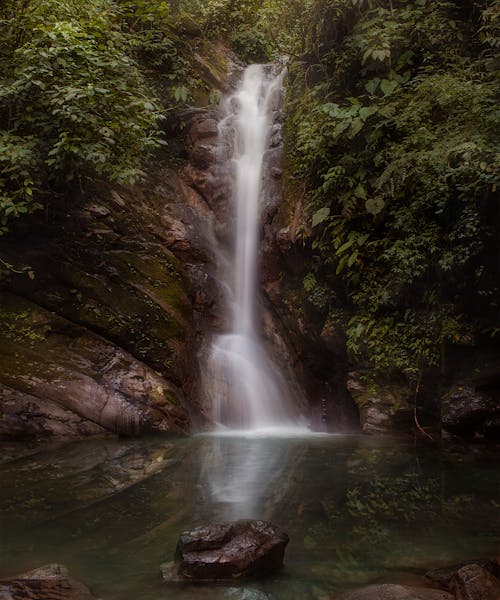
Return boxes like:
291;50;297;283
206;64;299;431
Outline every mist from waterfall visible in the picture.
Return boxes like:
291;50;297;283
206;64;302;431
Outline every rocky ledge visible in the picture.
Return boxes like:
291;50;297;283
0;563;99;600
161;520;289;583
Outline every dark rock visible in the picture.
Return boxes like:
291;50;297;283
162;520;289;582
189;118;219;143
337;584;453;600
191;142;219;170
0;563;98;599
426;559;500;588
320;321;346;356
449;564;500;600
276;227;292;253
484;415;500;441
225;588;274;600
441;384;500;439
346;372;414;435
87;203;110;218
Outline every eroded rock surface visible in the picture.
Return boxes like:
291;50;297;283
0;563;98;600
0;292;188;438
162;520;289;582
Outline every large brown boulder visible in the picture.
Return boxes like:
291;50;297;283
0;564;98;600
426;559;500;588
449;564;500;600
162;520;289;582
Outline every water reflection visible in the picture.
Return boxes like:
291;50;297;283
195;433;307;522
0;435;498;600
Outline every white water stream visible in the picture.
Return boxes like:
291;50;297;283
206;64;302;431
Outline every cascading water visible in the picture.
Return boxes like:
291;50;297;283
206;64;299;431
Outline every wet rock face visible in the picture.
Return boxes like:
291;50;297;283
441;384;500;440
162;520;289;582
346;372;414;435
0;292;189;438
0;563;98;600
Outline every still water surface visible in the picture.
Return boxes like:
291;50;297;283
0;434;498;599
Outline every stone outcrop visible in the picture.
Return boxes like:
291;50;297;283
161;520;289;582
441;384;500;440
346;372;415;435
449;564;500;600
0;564;98;600
0;290;188;438
0;46;244;440
426;559;500;588
0;158;206;439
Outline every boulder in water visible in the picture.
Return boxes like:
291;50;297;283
161;520;289;582
0;563;98;599
449;564;500;600
425;559;500;587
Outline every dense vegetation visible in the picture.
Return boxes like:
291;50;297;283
0;0;210;234
284;0;499;373
1;0;498;376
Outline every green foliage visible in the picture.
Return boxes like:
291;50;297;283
286;0;500;371
0;0;203;233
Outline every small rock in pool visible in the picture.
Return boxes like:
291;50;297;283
161;519;289;582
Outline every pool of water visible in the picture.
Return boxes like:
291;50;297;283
0;434;498;599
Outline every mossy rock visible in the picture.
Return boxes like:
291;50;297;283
0;292;189;440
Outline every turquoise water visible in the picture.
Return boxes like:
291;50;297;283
0;434;498;599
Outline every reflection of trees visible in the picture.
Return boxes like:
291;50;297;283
304;445;496;585
194;435;307;522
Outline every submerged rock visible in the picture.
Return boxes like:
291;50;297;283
337;584;453;600
162;520;289;582
225;588;274;600
0;563;98;599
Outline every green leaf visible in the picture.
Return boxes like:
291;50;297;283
312;207;330;228
348;250;359;267
337;238;355;255
365;78;380;95
359;106;378;122
350;118;364;137
354;184;367;200
380;79;399;96
365;198;385;215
